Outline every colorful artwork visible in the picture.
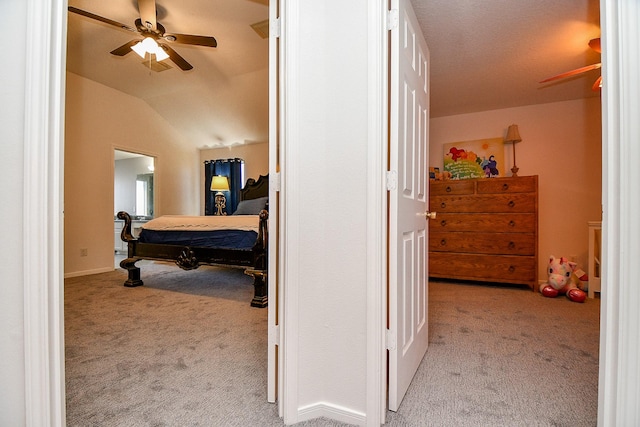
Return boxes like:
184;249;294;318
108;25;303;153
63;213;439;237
443;137;505;179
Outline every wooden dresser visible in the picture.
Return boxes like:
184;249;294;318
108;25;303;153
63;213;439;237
428;175;538;290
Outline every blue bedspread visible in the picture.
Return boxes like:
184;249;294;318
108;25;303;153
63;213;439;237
138;229;258;250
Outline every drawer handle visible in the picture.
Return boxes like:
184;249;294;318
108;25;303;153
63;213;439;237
508;265;515;273
440;220;447;227
446;186;452;193
502;183;509;191
440;202;446;209
508;200;515;208
508;242;516;250
509;220;516;227
440;239;447;246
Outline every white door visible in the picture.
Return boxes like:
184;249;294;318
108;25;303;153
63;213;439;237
387;0;430;412
267;0;280;408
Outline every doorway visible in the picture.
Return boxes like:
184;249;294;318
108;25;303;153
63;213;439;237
113;149;155;267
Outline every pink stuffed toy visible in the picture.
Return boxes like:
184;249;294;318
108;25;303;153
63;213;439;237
540;255;587;303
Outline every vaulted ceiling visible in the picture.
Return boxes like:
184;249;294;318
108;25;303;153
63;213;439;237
66;0;600;150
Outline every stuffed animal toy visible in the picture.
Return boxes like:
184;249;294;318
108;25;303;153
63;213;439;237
540;255;587;303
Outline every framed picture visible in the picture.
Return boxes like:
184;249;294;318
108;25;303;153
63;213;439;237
443;137;505;179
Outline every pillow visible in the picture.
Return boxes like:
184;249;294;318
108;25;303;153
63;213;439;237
232;196;268;215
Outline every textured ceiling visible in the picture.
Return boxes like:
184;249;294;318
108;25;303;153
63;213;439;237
66;0;600;150
412;0;601;118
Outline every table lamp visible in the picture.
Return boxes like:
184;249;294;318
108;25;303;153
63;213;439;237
505;124;523;177
210;175;230;215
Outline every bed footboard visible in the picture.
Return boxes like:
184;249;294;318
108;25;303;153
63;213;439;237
116;210;269;307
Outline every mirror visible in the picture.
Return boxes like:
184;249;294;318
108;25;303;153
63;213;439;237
135;173;154;217
114;150;155;219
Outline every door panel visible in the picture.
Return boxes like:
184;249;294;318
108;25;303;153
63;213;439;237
388;0;430;412
267;0;280;407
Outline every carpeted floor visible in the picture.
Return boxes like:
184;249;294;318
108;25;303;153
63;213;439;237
65;262;599;426
385;280;599;426
65;262;276;426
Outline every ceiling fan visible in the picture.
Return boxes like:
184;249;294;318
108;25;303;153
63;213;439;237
68;0;217;71
540;37;602;91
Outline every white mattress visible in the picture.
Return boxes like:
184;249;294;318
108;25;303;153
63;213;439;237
141;215;260;232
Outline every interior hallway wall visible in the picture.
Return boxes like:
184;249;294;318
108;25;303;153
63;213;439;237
282;0;371;422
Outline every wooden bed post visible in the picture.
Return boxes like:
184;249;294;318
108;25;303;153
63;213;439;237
245;270;268;308
119;256;143;287
117;211;144;287
245;208;269;307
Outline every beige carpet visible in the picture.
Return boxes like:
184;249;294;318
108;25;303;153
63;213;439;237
65;263;599;426
385;280;599;426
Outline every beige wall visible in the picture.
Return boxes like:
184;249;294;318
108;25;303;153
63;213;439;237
430;97;602;283
64;72;200;277
199;143;269;215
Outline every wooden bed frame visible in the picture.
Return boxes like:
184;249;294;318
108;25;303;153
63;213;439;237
117;174;269;308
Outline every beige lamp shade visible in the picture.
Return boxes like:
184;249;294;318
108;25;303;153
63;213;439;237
504;124;523;177
505;124;522;144
210;175;230;192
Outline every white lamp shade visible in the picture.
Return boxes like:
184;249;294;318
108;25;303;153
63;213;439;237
131;37;169;61
155;45;169;61
131;40;147;59
210;175;230;192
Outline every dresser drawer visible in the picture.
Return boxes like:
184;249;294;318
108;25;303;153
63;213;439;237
430;180;475;196
429;252;536;284
431;194;536;213
430;232;535;255
476;176;537;194
430;213;536;233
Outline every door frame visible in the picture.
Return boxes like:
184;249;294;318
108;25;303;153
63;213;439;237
23;0;67;425
365;1;388;425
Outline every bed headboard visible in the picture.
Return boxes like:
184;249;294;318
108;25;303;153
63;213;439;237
240;174;269;201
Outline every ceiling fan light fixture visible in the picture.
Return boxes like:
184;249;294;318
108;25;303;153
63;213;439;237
131;37;169;61
131;40;148;58
155;46;169;61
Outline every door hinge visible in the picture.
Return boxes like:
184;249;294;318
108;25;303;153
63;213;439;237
269;324;280;345
386;9;399;31
271;172;281;192
272;17;281;38
385;329;397;351
386;170;398;191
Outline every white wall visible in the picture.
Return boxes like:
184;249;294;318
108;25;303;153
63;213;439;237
64;73;200;277
430;97;602;284
0;1;27;424
283;0;370;422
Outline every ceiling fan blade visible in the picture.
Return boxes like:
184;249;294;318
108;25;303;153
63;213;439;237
164;33;218;48
110;40;140;56
159;44;193;71
539;63;602;83
589;37;601;53
137;0;157;31
68;6;137;32
592;76;603;91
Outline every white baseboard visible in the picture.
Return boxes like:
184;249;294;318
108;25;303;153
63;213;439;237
297;402;366;426
64;266;114;278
